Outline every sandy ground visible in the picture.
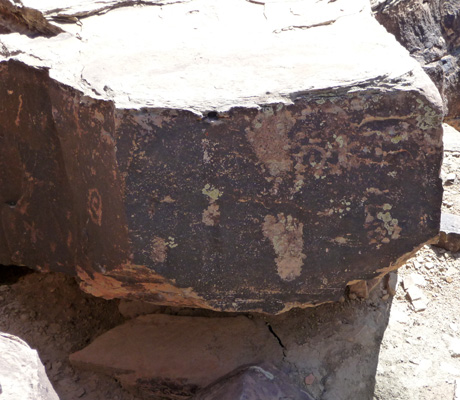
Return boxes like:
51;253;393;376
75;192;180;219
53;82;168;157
1;127;459;400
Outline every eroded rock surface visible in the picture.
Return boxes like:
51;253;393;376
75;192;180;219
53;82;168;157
0;0;444;313
372;0;460;129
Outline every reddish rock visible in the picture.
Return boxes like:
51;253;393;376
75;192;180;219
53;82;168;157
69;314;283;399
0;0;444;313
348;281;369;299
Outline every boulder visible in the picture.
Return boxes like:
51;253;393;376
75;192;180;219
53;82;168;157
372;0;460;129
191;363;315;400
0;0;443;313
436;213;460;252
0;332;59;400
69;314;283;399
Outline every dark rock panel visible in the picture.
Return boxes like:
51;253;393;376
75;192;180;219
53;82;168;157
0;0;445;313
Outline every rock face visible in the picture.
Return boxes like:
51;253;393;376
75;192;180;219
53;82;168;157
0;0;444;313
372;0;460;129
0;332;59;400
69;314;283;398
191;363;315;400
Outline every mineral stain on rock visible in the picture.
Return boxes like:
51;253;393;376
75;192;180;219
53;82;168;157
262;214;306;282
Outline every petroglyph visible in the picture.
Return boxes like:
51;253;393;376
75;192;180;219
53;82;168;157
151;236;167;263
246;106;296;177
262;213;305;281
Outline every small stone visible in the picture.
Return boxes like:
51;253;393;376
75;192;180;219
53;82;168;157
448;338;460;357
338;296;345;303
411;298;427;312
348;281;368;299
445;276;454;283
349;292;357;300
425;262;434;270
304;373;315;385
386;272;399;296
382;294;390;301
406;286;423;302
446;172;456;183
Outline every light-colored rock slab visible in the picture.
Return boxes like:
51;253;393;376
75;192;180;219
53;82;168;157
2;0;439;114
0;332;59;400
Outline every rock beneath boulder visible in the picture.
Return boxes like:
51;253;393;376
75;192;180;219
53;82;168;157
191;363;315;400
69;314;283;399
0;0;443;313
436;213;460;252
372;0;460;129
0;332;59;400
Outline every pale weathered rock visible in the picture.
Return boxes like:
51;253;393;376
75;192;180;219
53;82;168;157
437;213;460;252
0;0;444;313
372;0;460;129
69;314;283;399
0;333;59;400
385;272;399;296
443;123;460;152
191;363;316;400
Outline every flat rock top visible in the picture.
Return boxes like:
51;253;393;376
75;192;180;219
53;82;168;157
2;0;425;113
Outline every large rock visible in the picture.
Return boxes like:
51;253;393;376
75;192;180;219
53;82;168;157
191;363;315;400
0;0;443;313
0;332;59;400
69;314;283;399
372;0;460;129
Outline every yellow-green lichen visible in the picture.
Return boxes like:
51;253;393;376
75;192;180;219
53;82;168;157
202;184;222;201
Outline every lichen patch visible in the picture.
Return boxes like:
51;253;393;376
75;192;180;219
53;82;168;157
262;213;305;281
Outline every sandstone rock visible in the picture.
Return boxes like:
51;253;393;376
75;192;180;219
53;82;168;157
348;281;369;299
0;332;59;400
191;364;315;400
0;0;444;313
69;314;283;399
372;0;460;129
437;213;460;252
